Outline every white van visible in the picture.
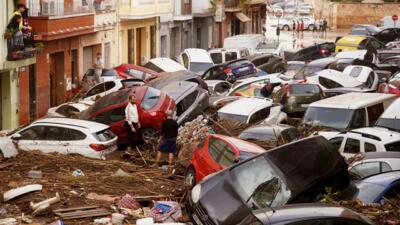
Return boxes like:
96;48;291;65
223;34;264;55
144;57;187;73
208;48;250;64
178;48;214;75
303;93;397;131
376;98;400;131
377;16;400;29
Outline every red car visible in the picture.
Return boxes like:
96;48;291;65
114;64;161;82
80;86;175;143
377;82;400;97
185;134;265;187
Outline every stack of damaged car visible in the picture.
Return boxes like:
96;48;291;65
186;136;350;225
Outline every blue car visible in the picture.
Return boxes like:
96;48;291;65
202;59;259;83
338;170;400;204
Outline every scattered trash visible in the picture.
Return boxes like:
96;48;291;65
53;206;109;220
117;194;141;210
93;217;111;224
0;163;13;170
72;168;85;177
150;201;182;223
0;208;6;215
21;213;32;224
32;203;51;217
3;184;42;202
111;213;125;225
0;218;17;225
30;192;60;211
47;220;64;225
136;217;155;225
113;168;131;177
28;168;42;179
87;192;119;203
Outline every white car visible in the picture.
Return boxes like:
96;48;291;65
376;98;400;132
144;57;187;73
81;79;144;102
226;74;290;96
254;41;287;57
0;118;118;160
178;48;214;74
280;16;314;31
223;34;265;55
306;69;363;90
342;65;379;90
208;48;250;64
217;97;287;125
349;152;400;180
324;127;400;159
46;100;93;118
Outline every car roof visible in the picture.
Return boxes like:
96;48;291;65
336;36;366;45
309;93;395;109
62;102;92;112
183;48;213;63
308;57;336;66
32;118;108;133
345;127;400;143
311;70;363;87
246;53;275;61
359;151;400;160
254;203;368;224
335;50;367;60
359;170;400;186
380;98;400;119
218;97;273;116
149;58;186;72
116;64;157;74
211;134;265;154
208;47;247;53
160;81;197;101
241;124;295;135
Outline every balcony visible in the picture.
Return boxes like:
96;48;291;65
192;0;213;16
173;0;192;21
27;0;97;41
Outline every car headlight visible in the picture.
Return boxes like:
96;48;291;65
191;184;202;204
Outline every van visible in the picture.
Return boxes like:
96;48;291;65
223;34;264;55
208;48;250;64
377;16;400;29
376;98;400;131
335;35;385;53
178;48;214;75
303;93;397;131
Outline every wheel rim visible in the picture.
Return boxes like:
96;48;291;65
142;128;158;143
185;170;195;188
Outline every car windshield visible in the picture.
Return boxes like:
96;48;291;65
141;87;161;110
231;155;291;208
303;107;355;130
190;62;214;74
218;112;248;123
290;84;320;94
376;118;400;132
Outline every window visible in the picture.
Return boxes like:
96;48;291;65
249;107;270;124
181;90;199;111
329;137;343;150
127;69;145;79
219;147;237;166
349;108;366;129
281;128;299;143
344;138;360;154
225;52;238;62
365;142;376;152
94;112;110;125
182;53;189;69
45;126;69;141
141;87;161;110
208;138;228;162
385;141;400;152
55;105;79;117
95;129;116;142
210;53;222;64
240;49;250;58
86;81;116;97
348;67;363;78
350;162;391;179
68;129;87;140
367;103;384;125
20;126;46;140
110;107;126;123
318;77;343;89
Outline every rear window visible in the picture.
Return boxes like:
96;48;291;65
102;69;118;76
94;129;116;142
319;77;343;89
385;141;400;152
229;60;252;68
226;52;238;62
141;87;161;110
211;53;223;64
290;84;320;94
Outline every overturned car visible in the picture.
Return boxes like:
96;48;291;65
187;136;350;225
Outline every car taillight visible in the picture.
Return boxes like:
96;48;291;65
90;144;106;152
286;85;291;100
234;92;242;96
224;68;233;75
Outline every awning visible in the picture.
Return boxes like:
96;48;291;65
234;12;251;23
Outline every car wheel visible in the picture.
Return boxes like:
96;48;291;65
141;127;159;143
274;67;285;73
185;167;196;189
283;25;290;31
308;24;314;31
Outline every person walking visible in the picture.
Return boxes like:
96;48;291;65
300;20;305;39
322;18;328;39
312;18;318;37
296;21;301;38
292;20;296;37
154;110;179;170
125;95;139;151
93;52;104;83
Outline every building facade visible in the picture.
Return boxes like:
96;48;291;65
26;0;117;119
1;0;37;130
192;0;215;49
118;0;172;65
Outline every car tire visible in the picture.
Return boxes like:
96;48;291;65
308;24;314;31
185;167;196;189
141;127;159;143
274;67;285;73
283;25;290;31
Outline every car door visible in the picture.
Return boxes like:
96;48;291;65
201;137;228;177
343;137;361;158
328;136;345;152
66;128;89;157
108;106;128;142
17;125;47;151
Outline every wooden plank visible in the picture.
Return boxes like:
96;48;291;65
60;211;110;220
0;163;13;170
53;206;98;213
56;209;108;217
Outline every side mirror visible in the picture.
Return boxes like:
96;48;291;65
11;133;21;140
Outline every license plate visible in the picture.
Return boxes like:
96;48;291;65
301;104;309;107
192;214;204;225
238;67;249;72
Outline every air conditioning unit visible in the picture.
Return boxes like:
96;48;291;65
42;0;56;15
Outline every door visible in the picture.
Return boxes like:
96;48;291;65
66;128;89;157
83;46;94;74
71;49;78;89
108;106;128;143
49;52;65;107
201;137;227;177
128;29;135;64
104;42;111;69
150;25;156;59
29;64;37;122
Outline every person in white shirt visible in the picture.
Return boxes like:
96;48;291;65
93;52;104;83
125;95;139;150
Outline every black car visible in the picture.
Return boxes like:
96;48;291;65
146;70;208;90
374;28;400;44
202;59;257;83
284;42;336;62
246;54;286;74
293;57;336;79
187;136;350;225
247;204;373;225
349;24;382;36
